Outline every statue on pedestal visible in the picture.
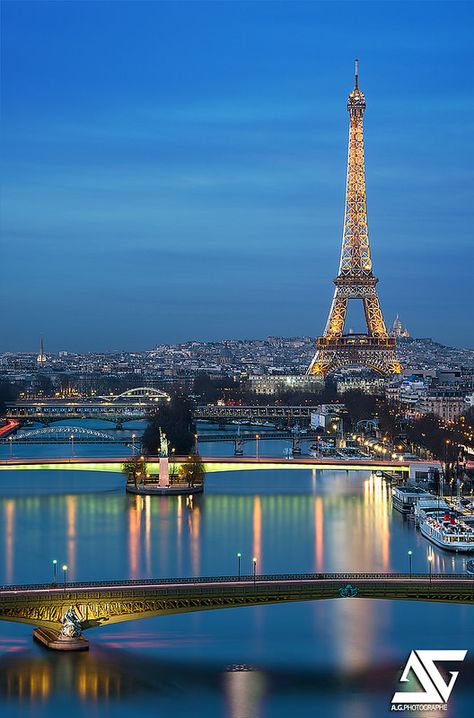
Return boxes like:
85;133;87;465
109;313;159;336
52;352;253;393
159;429;168;458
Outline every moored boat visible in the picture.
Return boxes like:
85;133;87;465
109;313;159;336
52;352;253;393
392;485;433;514
420;512;474;553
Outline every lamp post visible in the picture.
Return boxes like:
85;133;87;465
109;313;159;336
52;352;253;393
253;557;257;586
408;550;412;579
444;439;451;489
52;559;57;585
8;436;12;458
69;434;74;457
428;553;433;585
131;433;136;455
194;433;199;453
256;434;260;461
237;552;241;578
62;564;68;590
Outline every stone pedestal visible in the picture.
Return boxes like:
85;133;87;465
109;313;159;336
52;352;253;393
159;457;170;487
33;627;89;651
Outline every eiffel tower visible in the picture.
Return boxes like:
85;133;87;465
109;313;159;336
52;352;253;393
307;61;401;378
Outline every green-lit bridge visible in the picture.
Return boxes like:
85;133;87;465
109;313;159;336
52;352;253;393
0;573;471;651
0;455;412;475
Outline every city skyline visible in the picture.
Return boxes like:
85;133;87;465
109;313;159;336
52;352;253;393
1;1;473;352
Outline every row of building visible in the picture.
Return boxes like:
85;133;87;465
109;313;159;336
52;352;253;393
386;369;473;421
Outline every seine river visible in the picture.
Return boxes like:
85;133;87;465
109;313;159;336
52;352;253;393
0;423;472;717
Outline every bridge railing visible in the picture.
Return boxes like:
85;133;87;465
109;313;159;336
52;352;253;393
1;572;471;593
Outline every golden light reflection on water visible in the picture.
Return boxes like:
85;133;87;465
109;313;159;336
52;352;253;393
144;495;151;575
5;663;51;700
363;474;390;572
128;495;142;579
66;495;77;580
0;654;124;702
76;663;121;701
314;496;324;572
189;504;201;576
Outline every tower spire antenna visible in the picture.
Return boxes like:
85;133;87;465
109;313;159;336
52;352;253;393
354;58;359;89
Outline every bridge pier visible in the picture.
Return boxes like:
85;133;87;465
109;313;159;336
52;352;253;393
292;435;301;456
33;627;89;651
33;606;89;651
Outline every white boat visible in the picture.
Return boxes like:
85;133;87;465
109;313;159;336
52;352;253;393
414;497;450;524
420;513;474;553
392;486;433;515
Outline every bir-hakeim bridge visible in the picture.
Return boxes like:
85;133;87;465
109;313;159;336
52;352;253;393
0;573;472;651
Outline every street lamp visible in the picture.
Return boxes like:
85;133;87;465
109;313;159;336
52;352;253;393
427;553;433;585
8;436;13;458
69;434;74;456
408;550;412;579
62;564;68;589
194;433;199;453
131;433;136;455
52;559;57;584
237;552;241;578
253;556;257;585
255;434;260;461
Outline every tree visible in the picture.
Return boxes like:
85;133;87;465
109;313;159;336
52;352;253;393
142;395;194;455
179;454;205;487
122;456;148;487
0;380;19;417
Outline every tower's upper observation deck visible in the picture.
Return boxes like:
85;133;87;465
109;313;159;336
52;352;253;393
347;59;366;117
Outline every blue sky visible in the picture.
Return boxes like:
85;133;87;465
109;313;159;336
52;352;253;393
1;0;473;351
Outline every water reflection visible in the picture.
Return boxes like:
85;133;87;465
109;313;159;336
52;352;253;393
189;503;201;576
314;496;323;572
223;667;266;718
128;495;141;579
4;499;14;584
0;470;471;718
252;497;262;567
0;473;471;588
66;496;77;580
0;650;153;701
1;648;469;717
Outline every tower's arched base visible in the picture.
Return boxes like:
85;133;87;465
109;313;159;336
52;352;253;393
307;342;401;377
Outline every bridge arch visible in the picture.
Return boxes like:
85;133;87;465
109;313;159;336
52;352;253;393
0;574;470;636
8;426;127;443
103;387;171;402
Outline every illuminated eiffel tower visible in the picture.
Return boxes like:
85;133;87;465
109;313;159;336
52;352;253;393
307;61;401;377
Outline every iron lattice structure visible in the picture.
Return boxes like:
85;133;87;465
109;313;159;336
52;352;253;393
307;61;401;377
0;574;471;635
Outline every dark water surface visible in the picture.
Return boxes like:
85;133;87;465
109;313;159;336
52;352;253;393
0;430;472;717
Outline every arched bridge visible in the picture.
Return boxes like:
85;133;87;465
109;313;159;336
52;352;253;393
0;573;471;650
97;387;171;402
1;426;133;445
